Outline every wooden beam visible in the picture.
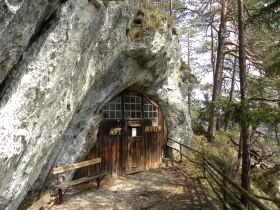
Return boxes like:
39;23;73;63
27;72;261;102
27;192;51;210
53;158;101;174
58;172;108;190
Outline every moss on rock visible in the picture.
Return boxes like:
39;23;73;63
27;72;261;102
88;0;101;9
127;3;177;42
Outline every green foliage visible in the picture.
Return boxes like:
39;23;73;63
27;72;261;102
221;76;279;132
245;0;280;76
184;133;238;180
247;0;280;29
263;43;280;76
205;132;238;174
185;132;280;209
247;77;280;101
246;26;280;76
177;0;280;203
222;100;280;131
193;96;211;124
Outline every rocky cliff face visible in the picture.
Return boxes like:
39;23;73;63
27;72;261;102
0;0;192;209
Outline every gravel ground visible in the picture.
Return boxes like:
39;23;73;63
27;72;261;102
45;166;216;210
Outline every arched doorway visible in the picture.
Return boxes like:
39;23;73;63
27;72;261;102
77;91;168;177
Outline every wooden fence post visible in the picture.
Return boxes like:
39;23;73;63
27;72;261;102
202;154;207;178
223;170;229;210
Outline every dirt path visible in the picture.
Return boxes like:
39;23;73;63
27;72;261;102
47;166;216;210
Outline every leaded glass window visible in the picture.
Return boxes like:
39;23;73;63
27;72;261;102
124;95;142;119
103;96;122;119
144;98;158;119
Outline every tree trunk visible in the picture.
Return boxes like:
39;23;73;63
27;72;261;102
224;56;237;131
235;136;242;173
210;1;216;78
238;0;251;208
169;0;172;15
207;0;228;142
187;30;191;115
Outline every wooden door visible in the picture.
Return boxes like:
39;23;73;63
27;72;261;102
75;120;122;178
101;135;120;177
99;120;122;177
124;124;145;174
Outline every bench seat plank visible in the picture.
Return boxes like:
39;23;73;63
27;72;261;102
53;158;108;204
58;171;108;190
53;158;101;174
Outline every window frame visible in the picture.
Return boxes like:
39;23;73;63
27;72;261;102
143;98;158;119
124;95;142;119
102;96;122;119
102;92;159;120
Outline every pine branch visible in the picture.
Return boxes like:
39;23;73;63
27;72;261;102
224;51;263;65
247;1;280;22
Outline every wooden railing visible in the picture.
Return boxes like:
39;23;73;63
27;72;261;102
167;138;280;210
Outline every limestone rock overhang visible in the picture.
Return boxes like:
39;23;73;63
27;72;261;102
0;1;192;209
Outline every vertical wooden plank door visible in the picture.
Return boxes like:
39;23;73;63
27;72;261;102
102;134;120;177
124;125;145;174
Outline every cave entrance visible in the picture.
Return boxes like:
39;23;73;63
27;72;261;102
77;91;168;177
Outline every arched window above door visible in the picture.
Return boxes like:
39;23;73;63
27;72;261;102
102;93;158;120
144;98;158;119
102;96;122;119
124;95;142;119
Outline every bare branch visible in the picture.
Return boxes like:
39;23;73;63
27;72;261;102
248;97;280;102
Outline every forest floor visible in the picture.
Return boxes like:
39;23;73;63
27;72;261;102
45;166;216;210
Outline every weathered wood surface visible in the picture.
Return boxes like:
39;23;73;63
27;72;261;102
76;106;167;177
125;136;144;174
77;120;123;178
54;158;106;204
58;171;108;190
75;93;168;178
53;158;101;174
26;192;51;210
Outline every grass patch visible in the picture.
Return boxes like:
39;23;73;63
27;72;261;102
184;133;238;177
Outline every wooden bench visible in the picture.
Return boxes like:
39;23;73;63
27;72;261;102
53;158;108;204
